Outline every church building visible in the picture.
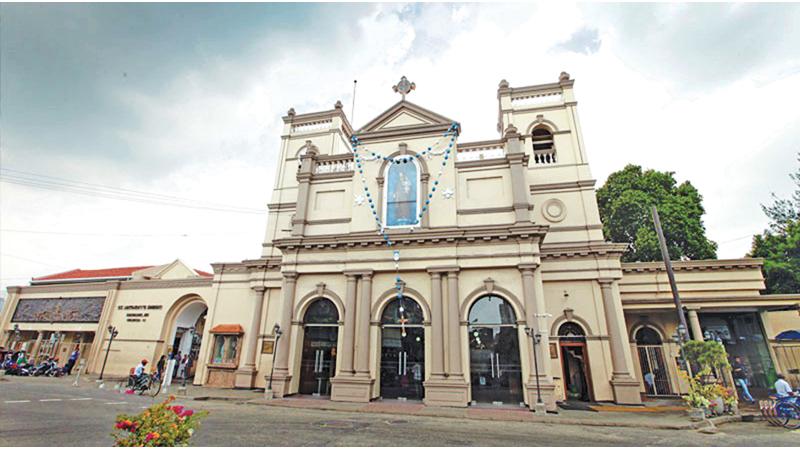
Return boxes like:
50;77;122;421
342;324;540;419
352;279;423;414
3;74;799;411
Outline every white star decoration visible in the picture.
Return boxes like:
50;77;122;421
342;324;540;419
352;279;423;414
442;188;455;200
354;195;365;206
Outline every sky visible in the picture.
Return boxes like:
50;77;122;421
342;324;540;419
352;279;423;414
2;2;800;295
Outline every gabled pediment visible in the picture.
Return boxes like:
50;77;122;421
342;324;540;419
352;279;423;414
133;259;205;280
358;100;454;134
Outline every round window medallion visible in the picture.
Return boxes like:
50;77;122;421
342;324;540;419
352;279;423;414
542;198;566;223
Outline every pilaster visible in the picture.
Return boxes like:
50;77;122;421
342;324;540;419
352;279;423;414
269;272;297;398
519;263;557;411
599;278;641;405
235;286;267;388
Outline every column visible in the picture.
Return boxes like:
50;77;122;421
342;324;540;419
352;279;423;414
235;286;266;387
504;125;531;224
274;273;297;373
446;271;463;377
519;265;547;380
291;143;317;236
429;271;445;378
341;274;358;374
599;279;641;404
354;272;372;377
0;288;21;346
687;309;704;341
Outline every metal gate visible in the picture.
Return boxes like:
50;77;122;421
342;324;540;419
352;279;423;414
772;344;800;387
637;345;673;396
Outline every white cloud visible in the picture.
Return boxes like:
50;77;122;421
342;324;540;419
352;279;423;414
3;3;799;293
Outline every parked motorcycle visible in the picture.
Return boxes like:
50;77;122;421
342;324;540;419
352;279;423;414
31;359;55;376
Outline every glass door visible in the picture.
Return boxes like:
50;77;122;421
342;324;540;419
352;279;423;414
380;327;425;400
298;326;338;396
469;326;523;405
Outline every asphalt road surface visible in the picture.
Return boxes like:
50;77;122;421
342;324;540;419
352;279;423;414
1;376;798;446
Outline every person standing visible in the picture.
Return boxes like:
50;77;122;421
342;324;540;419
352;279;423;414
64;346;80;375
732;356;755;403
178;354;188;380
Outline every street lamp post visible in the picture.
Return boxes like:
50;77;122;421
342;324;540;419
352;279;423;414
265;324;282;399
524;326;545;415
99;326;118;380
672;324;693;379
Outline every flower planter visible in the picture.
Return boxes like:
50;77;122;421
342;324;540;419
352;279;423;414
711;396;725;416
688;407;706;421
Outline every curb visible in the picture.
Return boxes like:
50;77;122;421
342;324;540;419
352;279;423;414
247;399;741;430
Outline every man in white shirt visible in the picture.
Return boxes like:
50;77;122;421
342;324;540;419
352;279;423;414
133;359;148;378
774;374;795;399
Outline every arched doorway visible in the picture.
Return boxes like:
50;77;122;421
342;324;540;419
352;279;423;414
558;322;592;402
468;295;523;405
298;298;339;396
168;301;207;378
379;296;425;400
635;326;672;396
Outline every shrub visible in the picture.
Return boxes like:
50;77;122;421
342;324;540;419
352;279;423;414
112;395;207;447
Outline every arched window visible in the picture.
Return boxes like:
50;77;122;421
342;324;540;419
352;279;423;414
384;159;419;227
558;321;586;342
468;295;517;325
531;128;556;164
303;298;339;324
635;326;663;345
381;297;424;325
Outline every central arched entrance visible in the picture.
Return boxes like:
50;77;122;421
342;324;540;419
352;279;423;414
168;300;207;378
379;296;425;400
468;295;523;405
298;298;339;396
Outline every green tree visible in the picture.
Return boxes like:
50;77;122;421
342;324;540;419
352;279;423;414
750;154;800;294
597;164;718;263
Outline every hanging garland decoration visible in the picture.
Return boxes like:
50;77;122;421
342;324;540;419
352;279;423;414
350;122;460;336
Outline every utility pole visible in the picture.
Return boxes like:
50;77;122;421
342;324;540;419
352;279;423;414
651;206;690;341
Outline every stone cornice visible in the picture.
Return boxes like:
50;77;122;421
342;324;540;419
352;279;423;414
355;123;453;143
621;258;764;273
530;179;596;193
271;224;548;251
540;242;629;259
119;278;212;290
622;295;800;308
267;202;296;212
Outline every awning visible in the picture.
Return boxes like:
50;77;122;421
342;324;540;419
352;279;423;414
776;330;800;341
209;324;244;334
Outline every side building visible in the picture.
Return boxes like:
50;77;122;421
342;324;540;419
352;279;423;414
2;75;798;410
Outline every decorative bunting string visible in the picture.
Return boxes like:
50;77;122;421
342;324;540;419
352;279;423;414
350;122;460;336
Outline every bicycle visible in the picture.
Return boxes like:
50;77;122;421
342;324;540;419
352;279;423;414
760;395;800;429
127;372;162;397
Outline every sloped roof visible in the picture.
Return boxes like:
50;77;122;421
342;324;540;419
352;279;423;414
33;266;154;281
33;264;213;282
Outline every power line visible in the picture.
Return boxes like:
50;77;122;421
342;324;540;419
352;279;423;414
1;229;256;237
0;168;265;215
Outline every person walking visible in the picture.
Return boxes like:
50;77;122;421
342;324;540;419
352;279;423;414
732;356;755;403
172;352;181;379
155;355;167;379
64;346;80;375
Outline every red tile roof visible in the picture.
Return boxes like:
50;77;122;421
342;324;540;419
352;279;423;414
33;265;214;281
33;266;154;281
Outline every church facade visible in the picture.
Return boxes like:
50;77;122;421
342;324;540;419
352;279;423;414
3;74;799;410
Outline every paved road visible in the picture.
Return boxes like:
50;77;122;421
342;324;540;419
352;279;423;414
1;376;798;446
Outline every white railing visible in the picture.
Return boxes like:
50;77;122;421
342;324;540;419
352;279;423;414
456;144;505;162
511;92;562;107
532;148;557;165
291;119;332;133
314;158;354;174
